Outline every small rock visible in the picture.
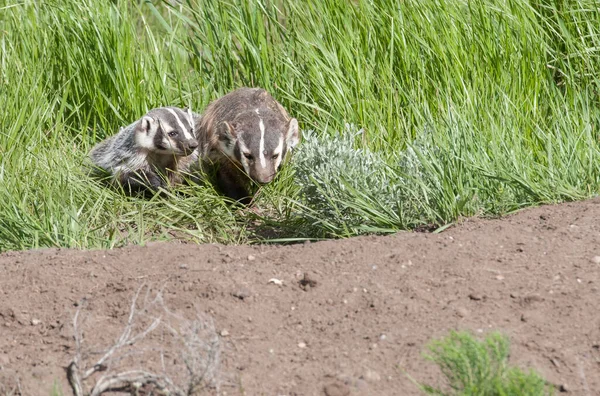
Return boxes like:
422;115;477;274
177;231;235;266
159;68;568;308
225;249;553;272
558;383;569;392
379;334;387;341
179;264;189;269
591;256;600;265
468;293;484;301
298;342;307;349
268;278;283;286
495;275;505;281
31;318;41;326
247;255;256;261
456;307;469;318
523;294;545;304
550;358;560;368
220;329;229;337
232;287;251;301
361;369;381;382
323;382;350;396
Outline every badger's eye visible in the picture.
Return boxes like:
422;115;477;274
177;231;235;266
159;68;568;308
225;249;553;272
272;153;279;160
168;131;178;137
243;153;254;161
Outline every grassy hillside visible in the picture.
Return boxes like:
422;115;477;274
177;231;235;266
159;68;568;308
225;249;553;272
0;0;599;250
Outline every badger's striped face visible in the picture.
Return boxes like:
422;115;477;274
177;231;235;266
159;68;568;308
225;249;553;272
218;109;299;184
136;107;199;156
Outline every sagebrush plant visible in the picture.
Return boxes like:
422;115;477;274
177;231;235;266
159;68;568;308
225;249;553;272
419;331;553;395
1;0;600;250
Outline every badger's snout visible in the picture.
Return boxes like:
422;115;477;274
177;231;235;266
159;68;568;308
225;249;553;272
187;139;199;150
182;139;199;154
255;174;275;184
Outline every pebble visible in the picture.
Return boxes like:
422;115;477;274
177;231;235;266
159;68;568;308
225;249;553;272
591;256;600;265
323;382;350;396
468;293;483;301
268;278;283;286
298;342;307;349
31;318;41;326
456;307;469;318
247;255;256;261
362;369;381;382
220;329;229;337
232;287;251;301
179;264;188;269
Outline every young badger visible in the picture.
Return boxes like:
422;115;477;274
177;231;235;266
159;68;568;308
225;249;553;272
89;107;199;196
193;87;300;204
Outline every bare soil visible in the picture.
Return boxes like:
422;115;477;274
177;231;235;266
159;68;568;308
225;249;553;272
1;198;600;396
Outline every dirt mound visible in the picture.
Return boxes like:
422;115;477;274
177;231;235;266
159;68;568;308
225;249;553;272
1;199;600;395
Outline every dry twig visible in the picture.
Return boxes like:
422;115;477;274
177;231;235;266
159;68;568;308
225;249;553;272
67;284;220;395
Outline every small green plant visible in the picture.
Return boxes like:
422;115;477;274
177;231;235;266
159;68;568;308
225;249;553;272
419;331;553;396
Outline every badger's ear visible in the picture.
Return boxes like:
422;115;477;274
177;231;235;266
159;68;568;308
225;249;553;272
140;116;158;134
136;116;159;149
185;107;194;126
217;121;239;142
285;118;300;149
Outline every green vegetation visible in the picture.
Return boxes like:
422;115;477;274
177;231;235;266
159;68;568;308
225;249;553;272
418;331;553;395
1;0;599;250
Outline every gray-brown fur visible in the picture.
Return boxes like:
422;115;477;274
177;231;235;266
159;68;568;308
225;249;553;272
190;87;300;204
88;106;199;196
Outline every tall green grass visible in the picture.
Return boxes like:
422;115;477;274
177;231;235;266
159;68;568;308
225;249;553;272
0;0;599;250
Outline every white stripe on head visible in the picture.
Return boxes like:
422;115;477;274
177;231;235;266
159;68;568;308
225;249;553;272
259;118;266;169
165;108;194;140
274;135;284;169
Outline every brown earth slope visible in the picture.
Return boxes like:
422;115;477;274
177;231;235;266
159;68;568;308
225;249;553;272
1;198;600;395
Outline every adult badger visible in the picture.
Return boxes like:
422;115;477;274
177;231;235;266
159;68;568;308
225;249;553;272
191;87;300;204
89;107;199;196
